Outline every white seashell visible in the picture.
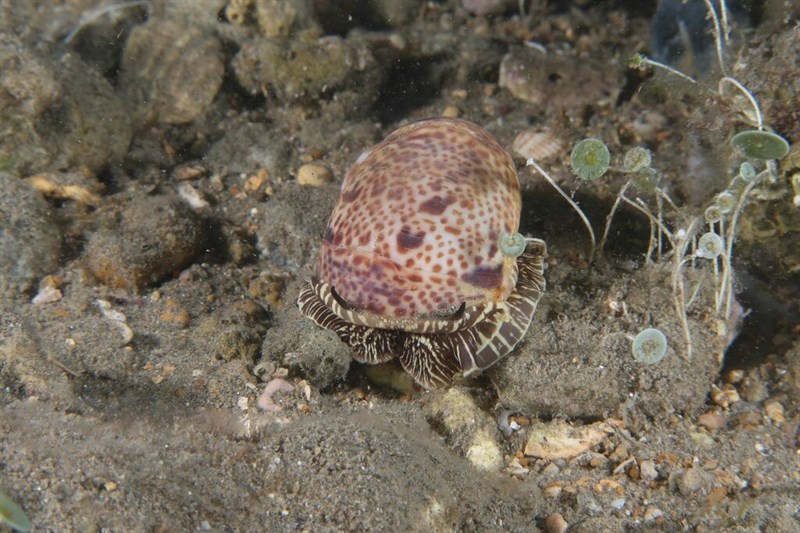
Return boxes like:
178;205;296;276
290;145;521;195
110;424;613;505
511;129;565;161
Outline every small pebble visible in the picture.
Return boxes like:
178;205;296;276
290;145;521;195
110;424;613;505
427;388;480;434
499;52;544;105
737;411;762;429
159;298;191;328
32;285;62;304
643;507;664;523
542;483;562;499
466;428;504;471
710;383;740;408
690;431;715;447
543;512;568;533
639;460;658;483
697;410;727;430
741;372;769;403
177;182;210;209
674;467;713;496
505;457;528;475
764;400;786;425
441;105;460;118
172;163;208;181
297;164;333;187
244;170;270;194
724;369;745;384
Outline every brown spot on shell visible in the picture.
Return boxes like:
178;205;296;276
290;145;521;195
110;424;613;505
358;231;372;247
407;272;423;283
462;264;504;290
419;194;456;215
397;226;426;251
341;185;362;203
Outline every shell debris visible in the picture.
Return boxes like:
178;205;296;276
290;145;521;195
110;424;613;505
95;299;134;345
258;378;295;412
511;129;565;162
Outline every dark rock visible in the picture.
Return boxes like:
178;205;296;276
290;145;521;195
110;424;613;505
84;195;205;290
0;173;61;298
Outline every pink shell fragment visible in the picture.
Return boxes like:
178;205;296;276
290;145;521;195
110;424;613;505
258;378;295;412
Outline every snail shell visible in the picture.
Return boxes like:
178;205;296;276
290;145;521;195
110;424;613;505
298;118;546;387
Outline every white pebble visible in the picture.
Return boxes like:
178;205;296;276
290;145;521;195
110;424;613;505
296;164;332;187
177;182;210;209
32;285;62;304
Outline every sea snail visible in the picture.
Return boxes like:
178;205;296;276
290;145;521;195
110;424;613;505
297;118;546;388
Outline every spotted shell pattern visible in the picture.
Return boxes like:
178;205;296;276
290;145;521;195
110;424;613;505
298;118;546;387
316;118;521;325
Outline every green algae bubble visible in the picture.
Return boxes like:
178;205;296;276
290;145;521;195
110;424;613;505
499;232;526;258
697;232;724;259
715;191;736;214
570;138;610;181
631;167;661;191
632;328;668;364
704;205;723;224
731;130;790;160
738;162;756;182
623;147;652;173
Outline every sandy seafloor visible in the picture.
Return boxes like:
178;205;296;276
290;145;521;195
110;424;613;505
1;1;799;531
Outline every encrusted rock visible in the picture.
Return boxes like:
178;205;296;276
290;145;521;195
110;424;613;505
255;0;318;38
84;195;206;290
232;34;385;107
121;18;224;124
0;36;131;174
499;49;618;108
0;33;60;116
